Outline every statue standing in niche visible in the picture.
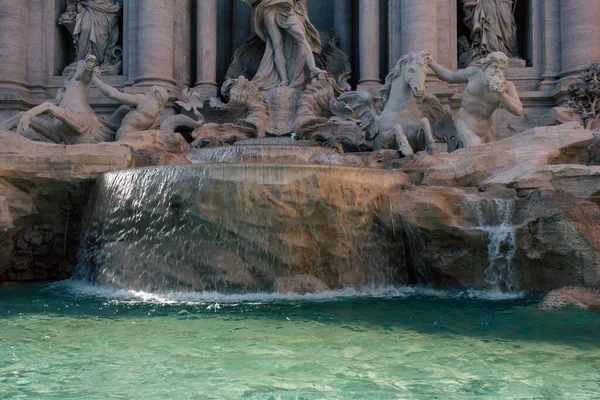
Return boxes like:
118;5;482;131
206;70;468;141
461;0;519;66
59;0;123;75
240;0;325;90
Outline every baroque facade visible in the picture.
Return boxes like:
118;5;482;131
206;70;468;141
0;0;597;134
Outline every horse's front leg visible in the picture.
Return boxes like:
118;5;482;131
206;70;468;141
393;124;414;157
419;117;436;155
17;103;55;134
25;103;89;137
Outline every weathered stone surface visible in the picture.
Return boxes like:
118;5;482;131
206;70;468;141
540;287;600;310
395;123;594;187
118;130;191;166
515;190;600;292
0;128;190;282
589;133;600;166
507;165;600;201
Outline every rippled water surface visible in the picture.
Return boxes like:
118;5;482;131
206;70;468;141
1;282;599;399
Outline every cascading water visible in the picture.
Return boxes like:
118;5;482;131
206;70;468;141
484;199;518;292
467;196;518;292
75;164;431;293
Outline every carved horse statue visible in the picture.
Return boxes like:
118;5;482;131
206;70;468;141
5;55;115;144
332;51;445;156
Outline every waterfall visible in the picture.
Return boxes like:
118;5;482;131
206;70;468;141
468;196;518;292
483;199;518;292
75;164;419;293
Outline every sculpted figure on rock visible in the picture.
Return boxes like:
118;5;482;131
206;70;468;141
241;0;325;90
59;0;123;75
429;51;523;150
92;75;169;140
332;51;445;156
461;0;519;65
5;55;115;144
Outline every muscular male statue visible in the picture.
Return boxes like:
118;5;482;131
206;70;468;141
429;51;523;148
92;75;169;140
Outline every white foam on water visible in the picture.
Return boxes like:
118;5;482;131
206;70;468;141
48;280;525;305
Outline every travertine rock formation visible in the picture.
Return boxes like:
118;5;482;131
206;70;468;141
0;129;189;281
540;287;600;310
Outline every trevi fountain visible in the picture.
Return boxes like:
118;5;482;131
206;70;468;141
0;0;599;398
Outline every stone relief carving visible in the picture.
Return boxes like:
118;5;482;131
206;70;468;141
182;77;269;148
240;0;325;90
568;62;600;130
160;87;206;135
429;51;523;150
332;51;445;156
92;75;169;140
460;0;519;67
4;56;116;144
59;0;123;75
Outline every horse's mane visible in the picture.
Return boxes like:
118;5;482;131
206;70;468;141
378;51;432;104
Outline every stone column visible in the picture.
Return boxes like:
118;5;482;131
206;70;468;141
0;0;29;91
388;0;402;69
358;0;381;92
560;0;600;74
27;0;47;96
135;0;176;88
539;0;561;90
195;0;218;100
401;0;438;58
334;0;352;60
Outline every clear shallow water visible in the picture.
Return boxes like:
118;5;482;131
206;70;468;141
1;282;599;399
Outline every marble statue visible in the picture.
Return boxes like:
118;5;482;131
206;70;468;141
59;0;123;75
461;0;519;65
161;87;206;135
225;28;351;93
241;0;325;90
92;75;169;140
9;55;115;144
332;51;445;156
429;51;523;149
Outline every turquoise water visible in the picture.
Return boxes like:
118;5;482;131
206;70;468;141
1;283;599;399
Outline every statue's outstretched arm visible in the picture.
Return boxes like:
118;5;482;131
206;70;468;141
500;81;524;116
429;61;476;84
92;76;140;107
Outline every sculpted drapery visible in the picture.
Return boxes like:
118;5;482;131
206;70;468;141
73;0;122;66
247;0;322;90
462;0;518;63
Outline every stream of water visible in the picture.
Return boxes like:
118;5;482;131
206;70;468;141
1;282;599;399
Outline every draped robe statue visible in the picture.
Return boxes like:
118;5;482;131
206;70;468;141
242;0;324;91
462;0;519;65
59;0;122;74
